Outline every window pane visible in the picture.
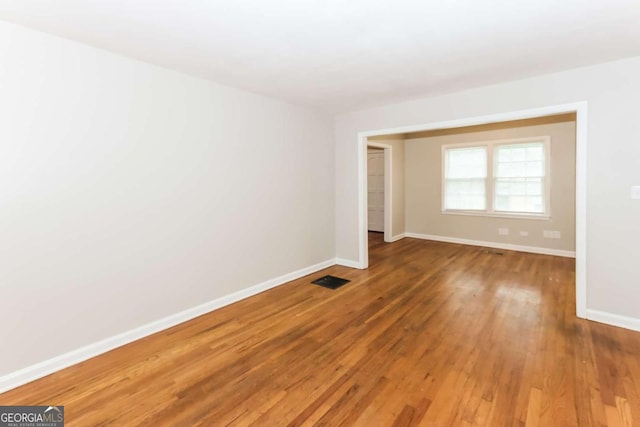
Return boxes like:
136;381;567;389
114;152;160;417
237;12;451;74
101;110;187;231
524;161;543;177
495;195;510;211
526;179;542;195
493;141;546;214
444;146;487;211
526;145;543;160
494;178;545;213
445;178;486;210
443;141;547;215
446;147;486;179
496;162;515;177
445;193;486;210
496;148;511;162
512;147;526;162
495;180;510;194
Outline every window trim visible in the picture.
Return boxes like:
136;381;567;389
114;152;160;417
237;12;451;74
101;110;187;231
441;136;551;219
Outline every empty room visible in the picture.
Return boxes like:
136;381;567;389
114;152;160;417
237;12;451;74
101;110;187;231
1;0;640;426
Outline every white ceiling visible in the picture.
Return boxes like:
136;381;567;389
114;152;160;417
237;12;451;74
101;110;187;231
1;0;640;112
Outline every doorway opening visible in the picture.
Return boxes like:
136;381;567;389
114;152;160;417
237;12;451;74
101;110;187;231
357;102;587;319
365;142;393;244
367;147;385;234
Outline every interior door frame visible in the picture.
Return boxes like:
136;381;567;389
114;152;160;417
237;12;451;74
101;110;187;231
367;142;392;242
356;101;588;319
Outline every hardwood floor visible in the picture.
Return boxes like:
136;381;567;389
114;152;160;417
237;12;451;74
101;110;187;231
2;232;640;426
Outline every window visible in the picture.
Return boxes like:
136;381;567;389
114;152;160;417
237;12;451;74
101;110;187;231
442;137;550;218
444;147;486;211
494;142;545;214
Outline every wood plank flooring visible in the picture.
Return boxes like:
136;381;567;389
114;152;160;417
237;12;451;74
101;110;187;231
2;232;640;426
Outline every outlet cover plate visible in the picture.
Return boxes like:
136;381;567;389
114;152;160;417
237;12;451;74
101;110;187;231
543;230;561;239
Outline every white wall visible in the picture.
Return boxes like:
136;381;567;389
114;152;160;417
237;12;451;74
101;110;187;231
405;119;576;252
0;21;334;378
336;56;640;323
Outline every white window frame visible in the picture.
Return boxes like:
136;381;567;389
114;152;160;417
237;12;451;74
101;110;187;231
441;136;551;219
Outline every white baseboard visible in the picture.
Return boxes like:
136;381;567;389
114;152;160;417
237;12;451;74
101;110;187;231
388;233;406;243
0;258;335;394
404;232;576;258
335;258;363;269
587;309;640;332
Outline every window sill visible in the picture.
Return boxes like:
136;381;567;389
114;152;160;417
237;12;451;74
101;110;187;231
441;210;551;221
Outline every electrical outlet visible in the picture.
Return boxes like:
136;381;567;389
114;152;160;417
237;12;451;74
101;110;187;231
543;230;561;239
520;231;529;237
498;227;509;236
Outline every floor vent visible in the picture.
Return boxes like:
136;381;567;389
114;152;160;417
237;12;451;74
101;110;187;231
484;249;505;256
311;275;350;290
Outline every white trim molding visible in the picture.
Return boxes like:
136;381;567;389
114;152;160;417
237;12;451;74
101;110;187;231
335;258;363;269
0;258;336;394
587;309;640;332
574;104;588;319
357;101;588;317
404;232;575;257
389;233;406;243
